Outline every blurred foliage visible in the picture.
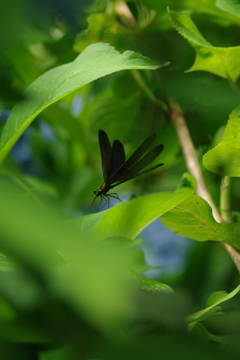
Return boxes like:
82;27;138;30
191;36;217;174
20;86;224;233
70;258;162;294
1;0;240;359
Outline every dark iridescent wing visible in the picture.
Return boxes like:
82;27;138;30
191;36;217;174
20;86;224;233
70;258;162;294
111;162;164;188
98;130;112;182
113;144;164;183
106;133;157;184
106;140;125;179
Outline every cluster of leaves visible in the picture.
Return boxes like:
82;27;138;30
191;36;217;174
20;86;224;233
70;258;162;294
1;0;240;359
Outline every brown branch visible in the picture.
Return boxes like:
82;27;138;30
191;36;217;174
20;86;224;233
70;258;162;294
168;97;240;272
114;1;138;30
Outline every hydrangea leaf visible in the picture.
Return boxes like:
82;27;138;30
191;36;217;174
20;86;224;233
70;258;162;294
161;194;240;252
0;42;168;163
168;8;240;82
203;105;240;176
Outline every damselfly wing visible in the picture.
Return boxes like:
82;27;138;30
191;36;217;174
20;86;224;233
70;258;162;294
93;130;164;206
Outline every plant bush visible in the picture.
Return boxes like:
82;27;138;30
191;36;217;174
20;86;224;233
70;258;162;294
1;0;240;359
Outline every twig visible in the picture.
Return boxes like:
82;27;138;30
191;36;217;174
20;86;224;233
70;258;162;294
114;1;138;30
220;176;232;223
168;97;240;272
131;70;168;112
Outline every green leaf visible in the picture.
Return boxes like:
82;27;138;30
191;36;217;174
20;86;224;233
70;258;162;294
161;195;221;241
161;194;240;251
203;105;240;176
0;181;138;338
0;268;43;312
129;270;173;293
168;8;240;82
73;13;120;53
168;0;240;27
191;322;229;345
100;237;160;273
140;0;169;12
188;306;224;325
88;90;139;135
168;8;211;46
74;173;196;240
0;254;12;268
206;291;228;307
179;0;240;25
125;245;162;273
187;285;240;330
40;347;71;360
208;332;230;345
206;286;240;306
191;323;209;343
216;0;240;18
0;43;168;164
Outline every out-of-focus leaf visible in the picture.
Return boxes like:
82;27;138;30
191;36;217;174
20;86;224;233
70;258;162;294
191;323;209;343
0;268;43;312
0;42;168;163
187;285;240;330
102;238;172;293
140;0;169;12
102;237;161;273
216;0;240;18
168;8;240;81
89;93;139;136
74;173;197;240
73;13;122;53
1;169;59;201
161;194;240;251
0;180;136;339
42;104;85;142
40;347;71;360
203;106;240;176
208;332;230;345
0;343;37;360
178;0;240;25
129;270;173;293
0;254;12;268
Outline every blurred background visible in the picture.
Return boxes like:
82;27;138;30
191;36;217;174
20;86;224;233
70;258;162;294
1;0;240;308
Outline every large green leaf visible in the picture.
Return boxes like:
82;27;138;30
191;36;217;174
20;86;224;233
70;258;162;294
203;105;240;176
0;181;136;338
168;8;240;82
161;194;240;251
0;42;168;164
74;173;197;240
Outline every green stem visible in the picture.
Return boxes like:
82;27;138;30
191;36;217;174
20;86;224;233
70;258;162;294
228;79;240;96
130;69;168;112
220;176;232;222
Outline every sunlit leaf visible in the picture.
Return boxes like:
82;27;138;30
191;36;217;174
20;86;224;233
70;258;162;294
0;42;168;163
206;291;229;307
74;173;197;240
0;181;136;338
168;8;240;82
203;105;240;176
129;270;173;293
179;0;240;25
161;195;240;251
216;0;240;18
